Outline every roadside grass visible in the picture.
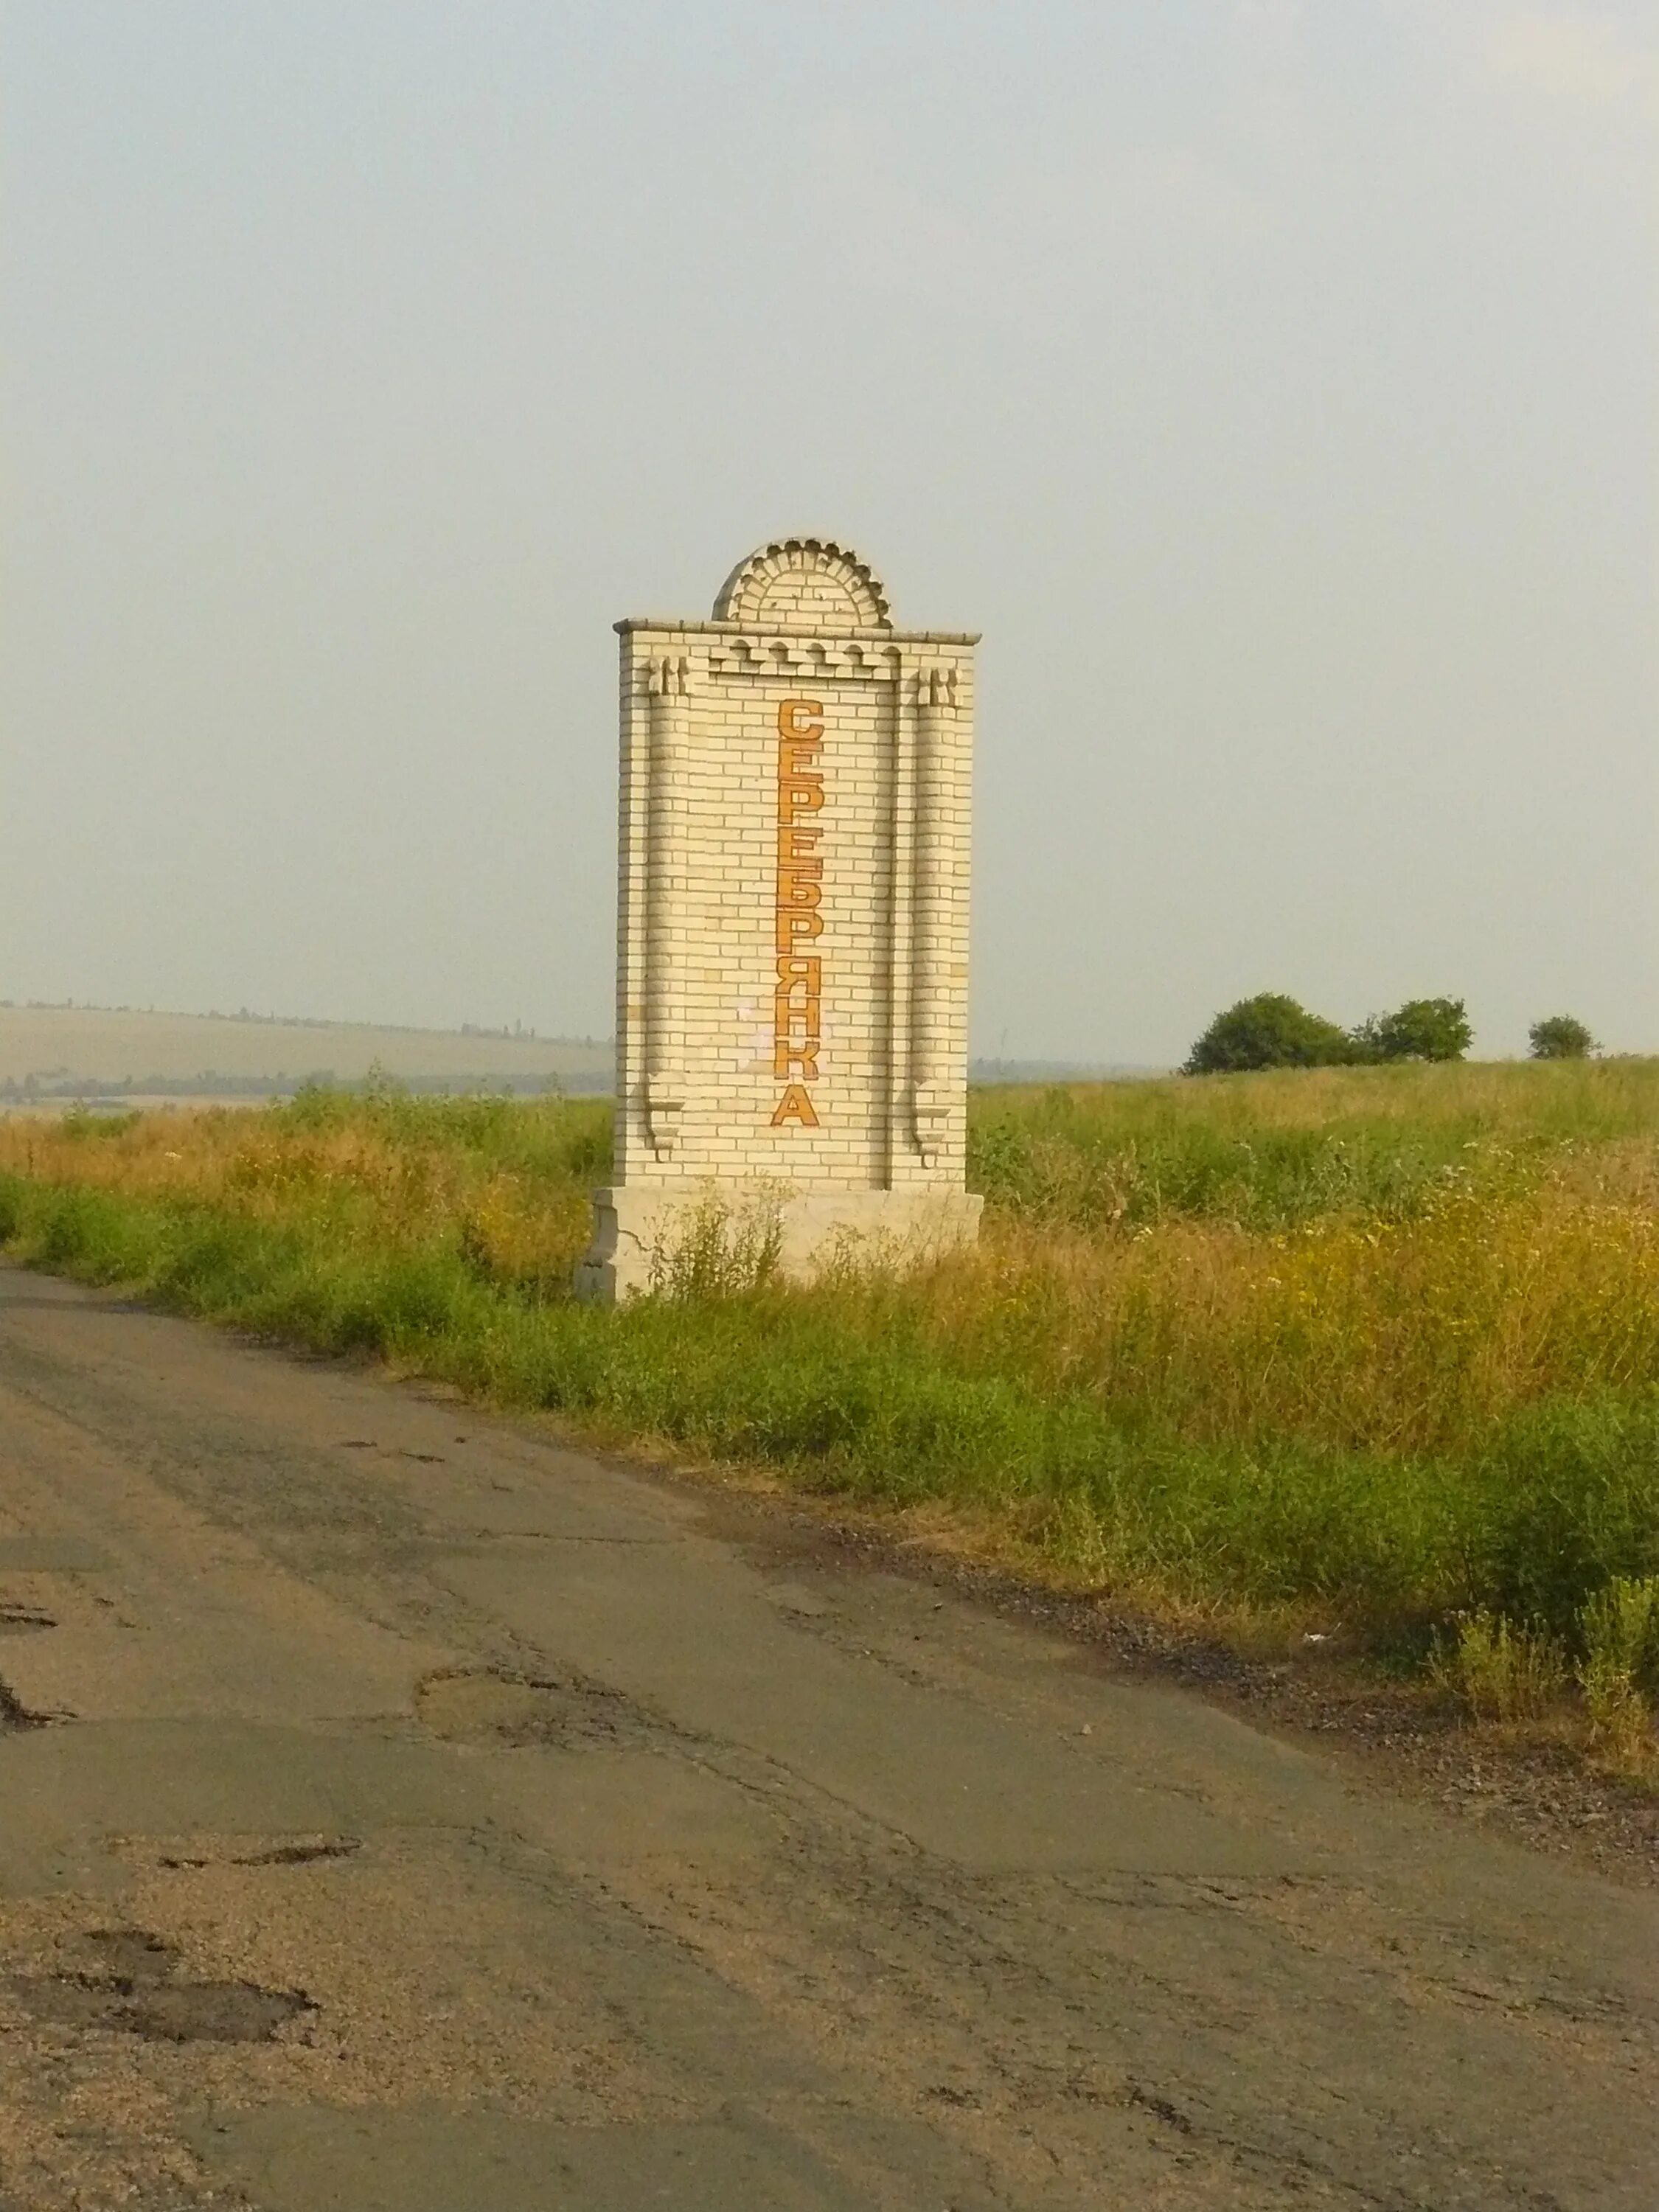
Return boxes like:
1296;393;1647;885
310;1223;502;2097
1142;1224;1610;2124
968;1057;1659;1231
3;1064;1658;1769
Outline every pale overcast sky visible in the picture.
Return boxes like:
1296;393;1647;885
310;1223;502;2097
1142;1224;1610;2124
3;1;1654;1062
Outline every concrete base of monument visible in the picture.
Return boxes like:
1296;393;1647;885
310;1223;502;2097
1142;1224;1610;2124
574;1183;984;1304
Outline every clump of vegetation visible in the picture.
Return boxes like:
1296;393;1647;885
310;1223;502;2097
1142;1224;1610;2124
1530;1014;1597;1061
1186;993;1470;1076
2;1062;1659;1750
647;1186;784;1301
58;1107;142;1140
1430;1611;1568;1724
1182;994;1353;1075
1352;996;1472;1065
1576;1575;1659;1764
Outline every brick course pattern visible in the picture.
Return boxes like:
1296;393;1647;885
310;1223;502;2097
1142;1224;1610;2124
577;537;981;1299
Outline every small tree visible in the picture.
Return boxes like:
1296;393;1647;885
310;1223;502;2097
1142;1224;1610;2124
1528;1014;1596;1060
1183;993;1353;1075
1346;1015;1385;1064
1371;997;1471;1063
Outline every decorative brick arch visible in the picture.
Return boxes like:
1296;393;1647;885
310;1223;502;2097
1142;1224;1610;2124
712;537;892;634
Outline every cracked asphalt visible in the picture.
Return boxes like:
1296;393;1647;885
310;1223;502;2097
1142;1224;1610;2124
0;1263;1653;2209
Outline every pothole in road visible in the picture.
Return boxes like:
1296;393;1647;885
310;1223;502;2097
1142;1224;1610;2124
9;1929;314;2045
241;1838;361;1867
0;1676;50;1731
417;1666;636;1749
153;1837;363;1871
0;1603;56;1635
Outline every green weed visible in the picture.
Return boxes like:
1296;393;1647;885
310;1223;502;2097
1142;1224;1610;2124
1576;1575;1659;1763
1429;1610;1569;1723
646;1186;785;1301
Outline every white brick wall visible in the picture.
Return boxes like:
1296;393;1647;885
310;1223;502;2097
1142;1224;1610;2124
607;540;977;1200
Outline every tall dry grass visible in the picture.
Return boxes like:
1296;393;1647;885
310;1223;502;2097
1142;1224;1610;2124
914;1155;1659;1459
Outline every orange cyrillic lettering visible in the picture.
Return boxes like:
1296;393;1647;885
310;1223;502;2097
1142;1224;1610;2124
773;706;827;1130
771;1083;821;1127
776;910;824;953
779;775;824;822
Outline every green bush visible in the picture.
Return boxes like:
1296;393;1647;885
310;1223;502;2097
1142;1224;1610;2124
1366;998;1472;1063
1429;1611;1568;1722
1529;1015;1597;1061
1576;1575;1659;1757
1183;995;1475;1076
1183;994;1354;1076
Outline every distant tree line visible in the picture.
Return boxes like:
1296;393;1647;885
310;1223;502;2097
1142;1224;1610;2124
1183;995;1599;1076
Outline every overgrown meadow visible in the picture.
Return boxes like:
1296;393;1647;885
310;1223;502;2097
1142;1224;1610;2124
3;1061;1658;1745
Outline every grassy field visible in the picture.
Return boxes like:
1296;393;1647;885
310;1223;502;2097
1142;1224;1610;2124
2;1060;1657;1748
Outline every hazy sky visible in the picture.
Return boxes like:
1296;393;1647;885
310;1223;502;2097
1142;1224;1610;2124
4;1;1654;1062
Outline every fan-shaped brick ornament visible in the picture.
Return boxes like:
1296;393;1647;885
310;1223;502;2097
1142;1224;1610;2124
713;538;891;634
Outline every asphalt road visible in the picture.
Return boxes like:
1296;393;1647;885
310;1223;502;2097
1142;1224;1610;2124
0;1264;1653;2211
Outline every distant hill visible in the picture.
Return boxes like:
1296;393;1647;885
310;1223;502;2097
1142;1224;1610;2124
0;1004;1162;1105
0;1003;611;1100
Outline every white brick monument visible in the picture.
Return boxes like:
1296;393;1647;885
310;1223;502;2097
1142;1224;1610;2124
577;536;981;1301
